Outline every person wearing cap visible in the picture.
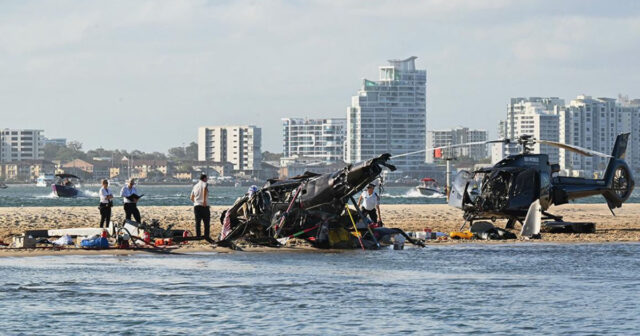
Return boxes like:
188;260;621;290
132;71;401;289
120;178;142;223
98;179;113;228
357;183;382;224
190;174;210;238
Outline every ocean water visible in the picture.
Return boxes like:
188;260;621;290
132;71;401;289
1;243;639;334
0;185;446;207
1;184;637;207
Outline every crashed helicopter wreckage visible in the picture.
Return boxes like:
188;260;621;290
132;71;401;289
217;154;424;250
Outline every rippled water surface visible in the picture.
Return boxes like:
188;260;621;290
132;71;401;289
1;243;639;335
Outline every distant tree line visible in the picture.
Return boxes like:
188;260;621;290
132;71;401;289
43;141;199;163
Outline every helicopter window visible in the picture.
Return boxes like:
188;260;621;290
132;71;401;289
540;172;550;189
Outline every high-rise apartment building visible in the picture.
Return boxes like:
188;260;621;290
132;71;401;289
496;95;640;176
0;129;44;162
500;97;564;164
426;127;488;163
558;95;640;176
197;126;262;174
346;57;427;173
282;118;345;162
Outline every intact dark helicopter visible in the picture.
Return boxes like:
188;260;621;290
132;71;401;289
441;133;634;232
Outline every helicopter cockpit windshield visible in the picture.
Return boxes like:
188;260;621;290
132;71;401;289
448;170;474;209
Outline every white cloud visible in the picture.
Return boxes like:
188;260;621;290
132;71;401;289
0;0;639;151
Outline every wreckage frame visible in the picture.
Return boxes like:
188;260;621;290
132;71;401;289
217;154;423;250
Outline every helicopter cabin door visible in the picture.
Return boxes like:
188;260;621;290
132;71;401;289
506;168;540;211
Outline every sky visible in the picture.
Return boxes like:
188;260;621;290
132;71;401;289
1;0;639;153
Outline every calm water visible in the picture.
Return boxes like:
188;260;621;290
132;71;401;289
1;243;639;334
1;184;637;207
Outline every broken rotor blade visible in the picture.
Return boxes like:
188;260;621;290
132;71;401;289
392;139;509;159
537;140;612;158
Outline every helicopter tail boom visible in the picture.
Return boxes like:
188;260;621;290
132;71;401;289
553;134;634;210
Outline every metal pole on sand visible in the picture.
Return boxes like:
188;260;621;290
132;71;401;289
345;204;365;250
349;195;380;249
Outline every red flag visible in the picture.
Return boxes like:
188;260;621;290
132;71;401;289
434;148;443;158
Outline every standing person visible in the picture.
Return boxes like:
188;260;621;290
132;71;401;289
190;174;210;238
120;178;142;223
357;183;382;224
98;179;113;228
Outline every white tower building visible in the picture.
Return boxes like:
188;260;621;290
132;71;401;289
346;57;427;174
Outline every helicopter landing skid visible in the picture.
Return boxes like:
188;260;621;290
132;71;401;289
461;212;564;231
504;212;563;229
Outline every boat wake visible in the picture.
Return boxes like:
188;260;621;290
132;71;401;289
36;190;99;198
382;189;445;199
36;192;58;199
79;190;99;198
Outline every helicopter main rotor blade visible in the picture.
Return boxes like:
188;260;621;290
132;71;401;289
393;139;508;158
537;140;612;158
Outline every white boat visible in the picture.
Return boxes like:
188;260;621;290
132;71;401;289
36;174;55;187
108;179;122;187
416;178;444;196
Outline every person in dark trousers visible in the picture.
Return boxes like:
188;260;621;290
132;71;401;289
357;183;382;224
98;179;113;228
190;174;210;238
120;178;142;223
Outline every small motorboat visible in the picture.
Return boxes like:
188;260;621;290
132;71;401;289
416;178;444;196
0;182;7;189
52;174;81;197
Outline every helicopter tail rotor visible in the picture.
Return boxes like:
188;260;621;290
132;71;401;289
602;134;634;211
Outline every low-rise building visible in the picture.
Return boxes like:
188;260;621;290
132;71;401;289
174;161;235;179
0;160;55;181
131;160;171;180
60;159;94;179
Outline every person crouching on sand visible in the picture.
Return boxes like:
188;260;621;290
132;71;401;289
98;179;113;228
120;178;142;223
190;174;210;238
357;183;382;225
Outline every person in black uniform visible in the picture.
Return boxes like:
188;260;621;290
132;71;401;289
120;178;142;222
98;179;113;228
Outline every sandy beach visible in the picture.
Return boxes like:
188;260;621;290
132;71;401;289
1;204;639;256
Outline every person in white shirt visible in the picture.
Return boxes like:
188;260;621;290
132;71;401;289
357;183;382;224
190;174;210;238
98;179;113;228
120;178;142;223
